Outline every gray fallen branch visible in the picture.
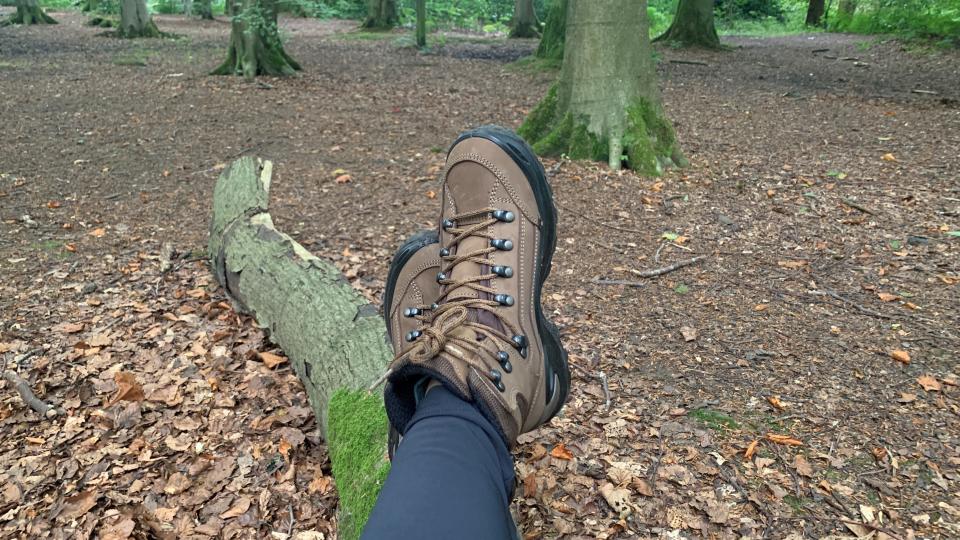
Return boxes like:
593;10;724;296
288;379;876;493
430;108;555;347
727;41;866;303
3;370;57;417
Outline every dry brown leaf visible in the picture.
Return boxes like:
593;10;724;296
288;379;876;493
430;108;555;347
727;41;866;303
917;375;941;392
99;516;135;540
680;326;697;342
794;454;814;477
881;153;897;162
426;190;437;199
87;333;112;347
308;472;332;495
90;227;106;238
744;439;759;459
279;437;293;460
899;392;917;403
599;482;632;516
877;292;899;302
57;322;84;334
766;433;803;446
154;507;178;522
767;396;785;410
110;372;144;405
163;473;192;495
219;496;251;520
335;174;352;184
777;260;808;269
890;350;911;364
259;351;287;368
632;478;653;497
550;443;574;461
58;490;98;521
754;303;769;311
522;472;537;498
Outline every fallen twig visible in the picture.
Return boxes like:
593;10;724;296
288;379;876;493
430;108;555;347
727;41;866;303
597;371;611;410
841;198;874;215
3;370;57;417
631;255;708;278
669;59;709;67
592;278;646;288
911;89;938;95
808;289;891;320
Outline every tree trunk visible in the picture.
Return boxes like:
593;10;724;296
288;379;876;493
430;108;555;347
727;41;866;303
198;0;213;19
534;0;565;62
209;157;390;540
5;0;57;25
653;0;720;49
362;0;397;29
415;0;426;47
520;0;685;175
509;0;539;38
225;0;237;16
806;0;825;26
838;0;856;16
182;0;193;16
212;0;301;80
118;0;160;37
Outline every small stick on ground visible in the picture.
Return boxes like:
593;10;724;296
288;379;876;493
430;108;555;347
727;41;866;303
3;370;57;417
670;59;709;66
571;364;613;410
593;256;707;287
808;289;891;320
841;198;874;215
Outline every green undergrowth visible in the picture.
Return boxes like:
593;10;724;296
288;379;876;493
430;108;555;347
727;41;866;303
689;408;739;431
327;389;391;540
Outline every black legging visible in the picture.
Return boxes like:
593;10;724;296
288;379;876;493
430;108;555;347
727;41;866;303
363;386;518;539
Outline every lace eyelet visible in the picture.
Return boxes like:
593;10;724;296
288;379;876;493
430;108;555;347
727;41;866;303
497;351;512;373
494;294;514;306
490;238;513;251
491;210;515;223
405;330;422;342
442;219;455;231
439;247;450;257
491;265;513;278
403;307;421;317
489;369;505;392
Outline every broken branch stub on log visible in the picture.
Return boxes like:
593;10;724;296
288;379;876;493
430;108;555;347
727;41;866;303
208;156;390;540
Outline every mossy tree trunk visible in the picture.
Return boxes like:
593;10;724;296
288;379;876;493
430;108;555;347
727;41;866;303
209;157;391;540
415;0;425;47
5;0;57;25
534;0;565;61
838;0;856;16
520;0;685;175
118;0;160;37
198;0;213;19
212;0;301;80
805;0;825;26
362;0;396;29
653;0;720;49
509;0;539;38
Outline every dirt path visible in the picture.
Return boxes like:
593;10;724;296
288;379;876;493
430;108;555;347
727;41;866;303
2;12;959;539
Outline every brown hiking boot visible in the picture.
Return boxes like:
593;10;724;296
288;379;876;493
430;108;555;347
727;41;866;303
382;229;442;457
384;125;570;448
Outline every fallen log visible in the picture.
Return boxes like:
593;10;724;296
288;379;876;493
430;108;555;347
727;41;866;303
208;156;390;540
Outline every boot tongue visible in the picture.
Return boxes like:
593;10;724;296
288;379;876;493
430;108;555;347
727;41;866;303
445;221;505;336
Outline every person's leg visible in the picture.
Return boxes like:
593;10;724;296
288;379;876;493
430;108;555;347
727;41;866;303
362;385;516;540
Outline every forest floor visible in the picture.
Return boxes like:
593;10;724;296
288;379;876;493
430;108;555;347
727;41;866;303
2;10;959;540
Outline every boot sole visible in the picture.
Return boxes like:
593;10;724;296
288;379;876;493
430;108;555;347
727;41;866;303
449;125;571;426
383;229;440;459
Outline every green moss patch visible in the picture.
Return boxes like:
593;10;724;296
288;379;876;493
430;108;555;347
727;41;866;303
689;408;738;431
327;389;391;540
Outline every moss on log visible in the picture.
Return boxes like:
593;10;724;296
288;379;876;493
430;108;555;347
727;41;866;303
209;157;391;540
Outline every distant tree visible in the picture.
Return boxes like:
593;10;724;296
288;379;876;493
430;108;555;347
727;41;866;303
838;0;856;19
520;0;685;174
534;0;565;61
198;0;214;19
362;0;397;29
118;0;161;37
212;0;300;79
510;0;539;38
806;0;825;26
3;0;58;25
654;0;720;49
415;0;426;47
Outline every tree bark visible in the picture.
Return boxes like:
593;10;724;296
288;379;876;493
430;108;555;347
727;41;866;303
534;0;565;61
118;0;160;37
211;0;301;80
654;0;720;49
509;0;539;38
5;0;57;25
209;157;390;540
806;0;826;26
415;0;426;47
520;0;685;175
362;0;397;29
